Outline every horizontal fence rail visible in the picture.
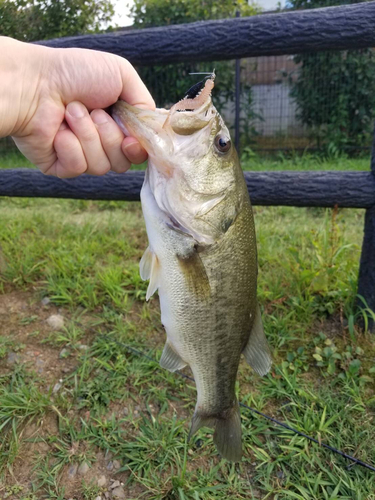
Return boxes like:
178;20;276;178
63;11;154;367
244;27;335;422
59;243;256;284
37;2;375;65
1;170;374;209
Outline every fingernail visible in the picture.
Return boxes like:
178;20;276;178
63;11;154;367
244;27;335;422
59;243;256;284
67;101;85;118
134;102;156;111
123;139;139;150
91;110;108;125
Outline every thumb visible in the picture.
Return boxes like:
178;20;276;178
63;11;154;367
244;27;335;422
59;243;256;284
56;48;155;111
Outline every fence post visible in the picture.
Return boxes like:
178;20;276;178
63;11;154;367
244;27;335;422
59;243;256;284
234;10;241;153
357;125;375;332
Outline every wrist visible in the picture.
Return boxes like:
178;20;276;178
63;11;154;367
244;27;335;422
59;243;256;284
0;37;52;138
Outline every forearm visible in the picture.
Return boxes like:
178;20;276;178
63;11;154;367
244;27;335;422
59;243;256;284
0;37;47;138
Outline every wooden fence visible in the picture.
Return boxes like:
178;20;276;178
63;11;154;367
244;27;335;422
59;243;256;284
1;2;375;329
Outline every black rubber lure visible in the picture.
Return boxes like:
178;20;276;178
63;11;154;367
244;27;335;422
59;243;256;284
184;79;206;100
184;73;214;100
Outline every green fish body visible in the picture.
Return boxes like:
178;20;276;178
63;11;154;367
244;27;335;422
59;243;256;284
113;75;271;461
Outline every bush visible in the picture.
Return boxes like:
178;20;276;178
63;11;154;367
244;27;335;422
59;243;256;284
0;0;114;41
288;0;375;154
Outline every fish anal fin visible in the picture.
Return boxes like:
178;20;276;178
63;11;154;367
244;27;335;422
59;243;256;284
189;403;242;462
189;413;215;440
160;342;187;372
139;246;160;301
243;302;272;376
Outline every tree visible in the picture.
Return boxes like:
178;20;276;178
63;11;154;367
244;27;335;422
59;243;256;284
129;0;260;109
0;0;114;42
288;0;375;153
130;0;259;28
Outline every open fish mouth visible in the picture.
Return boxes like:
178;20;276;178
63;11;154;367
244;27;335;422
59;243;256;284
165;74;217;137
111;72;217;145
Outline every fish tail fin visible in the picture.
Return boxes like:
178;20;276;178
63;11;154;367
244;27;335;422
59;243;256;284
213;403;242;462
189;402;242;462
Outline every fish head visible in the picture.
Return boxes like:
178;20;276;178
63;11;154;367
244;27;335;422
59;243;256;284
112;75;245;245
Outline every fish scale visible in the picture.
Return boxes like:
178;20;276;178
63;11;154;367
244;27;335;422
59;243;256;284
113;75;272;461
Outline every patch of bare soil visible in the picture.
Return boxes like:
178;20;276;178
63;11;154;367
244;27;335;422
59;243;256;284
311;312;346;339
0;290;77;384
0;290;131;498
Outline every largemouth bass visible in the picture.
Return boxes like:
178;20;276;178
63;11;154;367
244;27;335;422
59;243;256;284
113;74;272;462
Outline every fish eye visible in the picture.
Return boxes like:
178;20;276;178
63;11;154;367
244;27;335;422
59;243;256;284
214;134;231;153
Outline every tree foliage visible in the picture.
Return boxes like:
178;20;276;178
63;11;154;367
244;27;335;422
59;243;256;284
129;0;260;109
130;0;259;28
288;0;375;153
0;0;114;42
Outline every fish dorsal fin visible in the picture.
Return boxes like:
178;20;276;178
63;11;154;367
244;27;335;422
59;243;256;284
139;246;160;301
243;302;272;376
160;342;187;372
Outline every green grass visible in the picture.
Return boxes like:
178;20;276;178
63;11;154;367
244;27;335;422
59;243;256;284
0;152;375;499
0;151;35;169
241;151;371;171
0;150;371;172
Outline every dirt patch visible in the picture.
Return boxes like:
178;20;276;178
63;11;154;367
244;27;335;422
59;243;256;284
59;449;130;499
0;291;76;384
0;289;172;499
311;312;346;339
0;290;85;496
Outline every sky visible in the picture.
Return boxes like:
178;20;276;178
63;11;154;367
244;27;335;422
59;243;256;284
112;0;133;26
112;0;287;28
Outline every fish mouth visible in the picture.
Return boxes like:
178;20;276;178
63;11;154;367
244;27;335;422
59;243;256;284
111;73;216;152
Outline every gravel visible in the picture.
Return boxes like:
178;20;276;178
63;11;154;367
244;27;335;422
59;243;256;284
7;352;20;364
47;314;65;330
77;461;90;475
112;487;126;499
97;475;107;487
67;464;78;480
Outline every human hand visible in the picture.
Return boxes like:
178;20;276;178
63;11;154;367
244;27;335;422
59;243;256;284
0;37;155;178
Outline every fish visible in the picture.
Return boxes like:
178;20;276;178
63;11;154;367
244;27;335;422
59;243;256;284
112;73;272;462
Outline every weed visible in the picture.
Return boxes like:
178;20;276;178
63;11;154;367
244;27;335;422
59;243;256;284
81;480;102;500
44;322;84;349
0;337;17;359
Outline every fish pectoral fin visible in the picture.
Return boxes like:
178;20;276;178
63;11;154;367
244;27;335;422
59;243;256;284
139;246;153;280
243;302;272;376
139;246;160;301
189;403;242;462
194;192;226;218
160;342;187;372
177;251;211;299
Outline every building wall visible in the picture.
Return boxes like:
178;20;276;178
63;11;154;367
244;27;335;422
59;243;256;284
220;84;306;138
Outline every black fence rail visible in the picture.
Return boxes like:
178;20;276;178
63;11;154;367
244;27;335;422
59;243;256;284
2;2;375;329
2;170;375;208
37;3;375;64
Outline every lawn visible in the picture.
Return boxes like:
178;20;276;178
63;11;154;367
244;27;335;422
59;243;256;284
0;152;375;499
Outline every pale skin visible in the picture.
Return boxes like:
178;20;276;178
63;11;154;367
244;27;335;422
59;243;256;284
0;36;155;178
